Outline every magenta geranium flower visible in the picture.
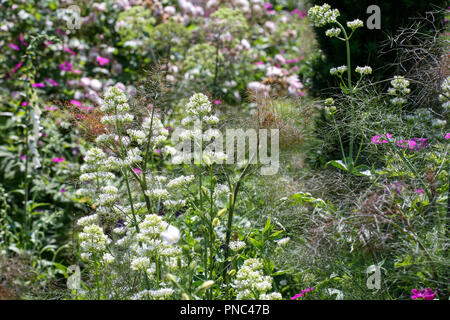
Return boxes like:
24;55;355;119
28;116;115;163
11;62;23;74
291;287;315;300
213;99;222;105
45;78;58;86
97;56;110;66
414;189;425;195
19;33;28;47
411;288;436;300
9;43;20;51
445;133;450;140
64;46;76;57
32;82;45;88
371;133;392;144
133;168;142;174
51;157;65;163
59;61;72;71
71;100;82;107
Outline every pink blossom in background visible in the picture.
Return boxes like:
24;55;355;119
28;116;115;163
61;188;66;193
97;56;110;66
411;288;436;300
291;287;315;300
11;62;23;73
44;40;53;47
44;106;58;111
445;133;450;139
71;69;82;74
71;100;82;107
290;9;307;18
64;46;76;57
45;78;58;86
59;61;72;71
253;61;264;65
213;99;222;105
371;133;392;144
51;157;65;163
19;33;27;46
20;155;27;160
32;82;45;88
133;168;142;174
414;189;424;195
397;138;428;151
155;149;161;155
264;3;273;10
9;43;20;51
21;101;29;106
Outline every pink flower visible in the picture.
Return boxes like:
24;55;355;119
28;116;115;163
45;78;58;86
253;61;264;65
97;56;110;66
11;62;23;73
44;106;58;111
371;133;392;144
133;168;142;174
9;43;20;51
264;3;273;10
21;101;29;106
64;46;76;57
213;99;222;105
411;288;436;300
51;157;65;163
445;133;450;140
291;287;315;300
59;61;72;71
32;82;45;88
20;155;27;160
70;100;82;107
71;69;82;74
415;189;424;195
19;34;28;47
61;188;67;193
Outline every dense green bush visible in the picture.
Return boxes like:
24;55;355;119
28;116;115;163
307;0;448;95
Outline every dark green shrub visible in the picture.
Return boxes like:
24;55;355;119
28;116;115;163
307;0;448;96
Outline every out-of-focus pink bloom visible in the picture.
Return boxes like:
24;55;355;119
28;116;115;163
133;168;142;174
411;288;436;300
51;157;65;163
19;34;28;46
97;56;110;66
415;189;424;195
155;149;161;154
20;155;27;160
44;39;53;47
264;3;273;10
21;101;29;106
44;106;58;111
11;62;23;73
71;69;82;74
213;99;222;105
61;188;67;193
371;133;392;144
290;8;307;18
253;61;265;65
397;138;428;151
9;43;20;51
291;287;315;300
445;133;450;139
71;100;82;107
59;61;72;71
32;82;45;88
45;78;58;86
64;46;77;57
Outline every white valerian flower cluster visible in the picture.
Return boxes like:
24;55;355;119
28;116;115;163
325;27;341;38
308;3;340;27
173;93;227;166
233;258;281;300
439;76;449;110
330;65;347;76
229;240;246;251
355;66;372;76
388;76;410;106
346;19;363;30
